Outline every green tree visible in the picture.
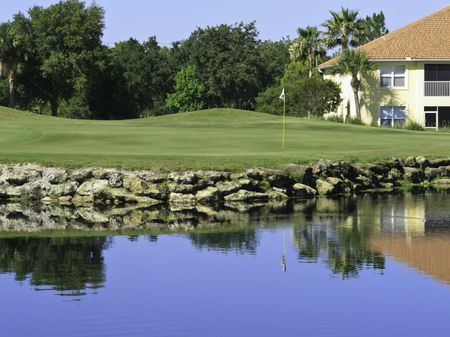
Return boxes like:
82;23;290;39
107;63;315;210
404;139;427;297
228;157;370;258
111;37;174;117
176;22;266;110
256;61;341;118
258;39;291;87
323;7;360;51
289;26;326;78
332;49;375;120
27;0;105;116
166;65;205;112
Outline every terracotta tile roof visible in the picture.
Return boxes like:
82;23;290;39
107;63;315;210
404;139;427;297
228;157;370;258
319;5;450;69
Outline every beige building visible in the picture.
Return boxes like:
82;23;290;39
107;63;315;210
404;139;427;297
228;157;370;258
319;6;450;129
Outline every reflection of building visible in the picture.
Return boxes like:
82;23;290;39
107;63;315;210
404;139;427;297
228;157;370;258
356;193;426;236
371;234;450;285
369;192;450;285
359;191;450;236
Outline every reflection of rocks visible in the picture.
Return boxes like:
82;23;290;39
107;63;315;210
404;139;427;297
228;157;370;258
0;201;293;233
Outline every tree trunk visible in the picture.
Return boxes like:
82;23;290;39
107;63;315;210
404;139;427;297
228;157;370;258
308;52;313;79
353;88;361;120
50;98;58;117
8;69;15;108
0;61;3;78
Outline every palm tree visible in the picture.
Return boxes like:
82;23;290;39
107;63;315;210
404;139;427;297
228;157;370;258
323;7;360;51
355;12;389;45
0;15;30;108
332;49;374;120
0;23;9;81
289;26;326;78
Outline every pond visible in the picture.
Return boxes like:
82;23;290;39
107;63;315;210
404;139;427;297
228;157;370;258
2;192;450;337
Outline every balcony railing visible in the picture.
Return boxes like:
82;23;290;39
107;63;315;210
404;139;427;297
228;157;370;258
425;81;450;96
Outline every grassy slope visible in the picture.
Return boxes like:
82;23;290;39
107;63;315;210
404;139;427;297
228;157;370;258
1;107;450;171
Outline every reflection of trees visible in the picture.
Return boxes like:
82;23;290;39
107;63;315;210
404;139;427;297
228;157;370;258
294;196;385;278
294;222;384;278
189;229;258;254
0;237;109;296
327;224;385;277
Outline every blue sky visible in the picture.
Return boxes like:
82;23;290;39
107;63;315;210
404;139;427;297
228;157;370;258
2;0;450;46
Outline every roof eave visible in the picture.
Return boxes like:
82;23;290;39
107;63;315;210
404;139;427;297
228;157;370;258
319;57;450;70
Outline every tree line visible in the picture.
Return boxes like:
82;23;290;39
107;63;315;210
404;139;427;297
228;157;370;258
0;1;387;119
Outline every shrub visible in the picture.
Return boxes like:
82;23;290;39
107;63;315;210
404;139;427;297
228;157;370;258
346;117;365;125
256;61;342;118
405;122;425;132
326;115;344;123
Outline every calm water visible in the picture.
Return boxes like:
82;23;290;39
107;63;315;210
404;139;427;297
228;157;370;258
2;192;450;336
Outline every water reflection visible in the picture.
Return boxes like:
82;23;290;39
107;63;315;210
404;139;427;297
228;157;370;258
2;191;450;296
0;237;109;296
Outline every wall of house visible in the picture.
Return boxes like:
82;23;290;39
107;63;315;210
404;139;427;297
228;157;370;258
324;61;450;127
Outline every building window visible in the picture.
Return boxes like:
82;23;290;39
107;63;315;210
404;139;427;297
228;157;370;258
380;65;406;88
380;106;406;127
425;106;438;129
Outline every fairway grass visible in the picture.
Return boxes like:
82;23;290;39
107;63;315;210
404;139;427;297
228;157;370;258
1;107;450;171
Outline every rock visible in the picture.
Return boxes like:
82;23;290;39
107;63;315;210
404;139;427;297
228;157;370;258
312;160;358;181
168;183;196;194
50;182;78;197
354;175;375;190
168;172;197;184
137;171;166;183
224;190;269;202
196;171;230;185
76;179;109;197
216;179;251;194
267;188;289;201
404;156;417;168
415;156;430;169
380;182;394;189
433;179;450;188
364;164;389;176
122;177;167;200
292;183;317;198
403;167;424;184
108;173;123;188
77;207;109;223
40;197;53;204
44;169;68;184
4;168;41;186
169;193;197;210
429;158;450;168
196;187;221;203
267;173;293;189
424;167;447;181
58;196;73;205
70;168;93;182
316;177;344;195
100;188;161;205
388;168;403;181
245;168;268;181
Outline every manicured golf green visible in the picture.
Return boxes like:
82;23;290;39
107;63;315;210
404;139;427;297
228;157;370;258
1;107;450;171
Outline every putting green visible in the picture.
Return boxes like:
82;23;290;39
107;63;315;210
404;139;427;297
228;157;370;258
0;107;449;170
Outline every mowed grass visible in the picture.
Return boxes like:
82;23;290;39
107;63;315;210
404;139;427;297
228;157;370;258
1;106;450;171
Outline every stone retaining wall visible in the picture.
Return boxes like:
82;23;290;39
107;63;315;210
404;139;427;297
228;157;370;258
1;156;450;208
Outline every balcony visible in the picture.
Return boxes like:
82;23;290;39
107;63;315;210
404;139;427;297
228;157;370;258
425;81;450;97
